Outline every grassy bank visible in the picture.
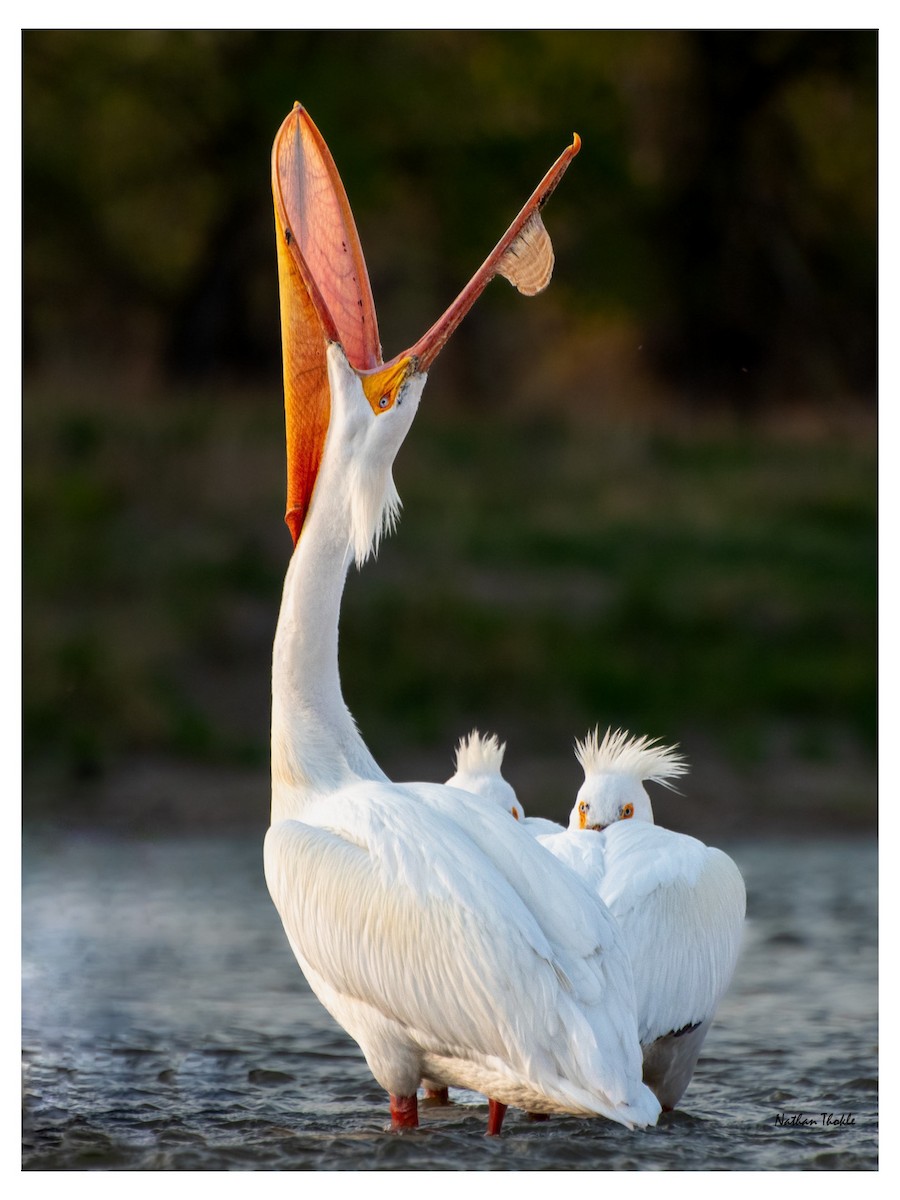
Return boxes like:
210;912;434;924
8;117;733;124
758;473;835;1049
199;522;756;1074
23;372;876;834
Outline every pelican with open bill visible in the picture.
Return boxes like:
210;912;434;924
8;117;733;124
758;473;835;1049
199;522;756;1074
271;100;580;542
264;102;659;1136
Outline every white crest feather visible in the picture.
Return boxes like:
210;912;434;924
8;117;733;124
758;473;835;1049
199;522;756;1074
454;730;507;776
574;727;688;790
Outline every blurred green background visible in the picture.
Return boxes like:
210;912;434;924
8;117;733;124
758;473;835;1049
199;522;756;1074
23;29;876;836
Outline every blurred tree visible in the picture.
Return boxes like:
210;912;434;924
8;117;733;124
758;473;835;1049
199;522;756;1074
23;29;875;407
637;31;877;407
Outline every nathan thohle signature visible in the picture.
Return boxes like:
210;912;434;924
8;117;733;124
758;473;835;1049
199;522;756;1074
774;1112;856;1127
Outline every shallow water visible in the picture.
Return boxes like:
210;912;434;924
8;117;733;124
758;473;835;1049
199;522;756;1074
22;830;877;1171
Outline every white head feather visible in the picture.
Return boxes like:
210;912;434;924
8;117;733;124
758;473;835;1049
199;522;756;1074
447;730;524;820
574;727;687;788
570;727;688;830
454;730;507;776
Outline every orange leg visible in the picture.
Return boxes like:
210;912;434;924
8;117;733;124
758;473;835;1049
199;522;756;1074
486;1098;508;1136
390;1093;418;1129
423;1087;450;1104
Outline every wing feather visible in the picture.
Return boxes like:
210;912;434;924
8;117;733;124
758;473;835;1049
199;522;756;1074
591;822;746;1044
264;780;655;1117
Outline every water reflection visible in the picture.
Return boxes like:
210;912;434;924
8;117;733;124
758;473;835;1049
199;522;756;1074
22;830;877;1170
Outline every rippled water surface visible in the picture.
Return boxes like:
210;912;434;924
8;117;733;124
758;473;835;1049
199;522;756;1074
22;831;877;1171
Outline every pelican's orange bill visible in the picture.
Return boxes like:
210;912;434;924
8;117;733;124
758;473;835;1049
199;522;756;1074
272;102;580;543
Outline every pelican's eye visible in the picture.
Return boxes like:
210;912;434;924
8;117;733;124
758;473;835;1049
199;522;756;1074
620;803;634;819
360;357;412;415
578;801;588;814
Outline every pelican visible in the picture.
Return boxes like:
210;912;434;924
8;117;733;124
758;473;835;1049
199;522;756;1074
445;731;522;818
446;730;564;837
262;104;661;1136
536;728;746;1111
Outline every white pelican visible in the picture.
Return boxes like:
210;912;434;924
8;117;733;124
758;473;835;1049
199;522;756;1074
446;730;563;837
536;728;746;1111
445;731;522;819
262;104;661;1136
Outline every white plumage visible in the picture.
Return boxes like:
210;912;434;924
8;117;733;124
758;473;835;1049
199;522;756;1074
446;730;563;837
445;727;746;1110
445;731;523;820
538;728;746;1110
263;105;659;1134
267;773;658;1123
574;726;689;804
266;347;659;1131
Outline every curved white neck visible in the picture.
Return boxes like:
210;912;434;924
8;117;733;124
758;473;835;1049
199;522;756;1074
269;344;425;823
270;401;387;825
271;525;387;822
